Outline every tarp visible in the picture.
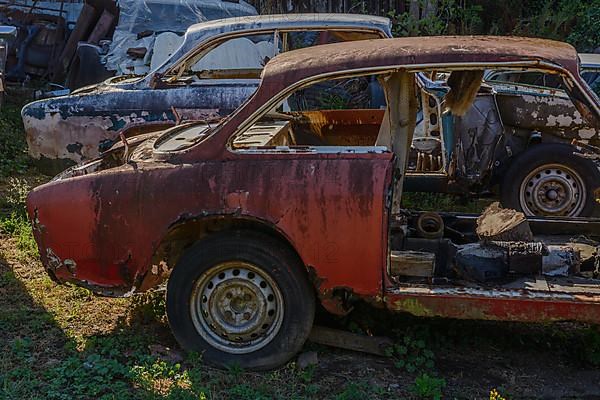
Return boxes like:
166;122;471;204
106;0;257;75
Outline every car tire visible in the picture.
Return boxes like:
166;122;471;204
166;230;315;370
500;143;600;217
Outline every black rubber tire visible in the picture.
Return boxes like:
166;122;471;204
500;143;600;217
166;230;315;370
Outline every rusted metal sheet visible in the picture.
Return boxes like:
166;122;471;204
386;287;600;323
493;84;598;143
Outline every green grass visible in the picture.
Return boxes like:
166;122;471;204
0;104;29;176
410;373;446;400
401;192;492;214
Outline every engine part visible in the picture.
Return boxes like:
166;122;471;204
490;240;547;274
416;212;444;239
456;243;507;282
543;245;581;277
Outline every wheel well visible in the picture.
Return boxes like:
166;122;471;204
139;215;304;291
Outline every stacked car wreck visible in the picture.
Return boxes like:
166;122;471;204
26;34;600;369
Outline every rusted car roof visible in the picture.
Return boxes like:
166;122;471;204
262;36;580;93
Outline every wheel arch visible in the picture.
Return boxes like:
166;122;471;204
139;214;309;292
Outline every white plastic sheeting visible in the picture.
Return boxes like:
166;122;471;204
106;0;257;75
149;32;183;71
192;37;277;71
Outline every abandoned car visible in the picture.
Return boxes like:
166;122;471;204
405;65;600;218
22;15;600;218
21;13;392;171
485;52;600;96
27;36;600;369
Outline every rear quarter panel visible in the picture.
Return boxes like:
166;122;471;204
28;153;393;298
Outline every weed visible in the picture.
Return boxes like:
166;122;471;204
10;337;32;359
0;176;38;259
225;362;245;380
130;290;167;324
0;211;37;258
335;381;373;400
303;383;319;396
1;177;30;208
0;270;18;286
43;353;133;399
410;373;446;400
386;333;435;373
297;363;315;383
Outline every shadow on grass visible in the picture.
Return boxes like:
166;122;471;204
0;249;175;400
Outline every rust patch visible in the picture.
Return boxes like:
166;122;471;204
225;191;249;210
307;266;356;316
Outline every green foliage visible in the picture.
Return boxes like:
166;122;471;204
0;176;37;258
510;0;580;40
0;104;28;176
385;333;435;373
387;0;483;37
297;363;315;383
225;362;245;379
410;373;446;400
43;354;132;399
227;384;271;400
319;93;350;110
386;0;600;52
0;211;37;257
566;0;600;51
334;381;375;400
10;337;32;359
130;290;167;324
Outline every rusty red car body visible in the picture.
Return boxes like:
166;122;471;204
28;36;600;353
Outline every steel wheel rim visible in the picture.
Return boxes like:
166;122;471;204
519;163;586;217
190;261;284;354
